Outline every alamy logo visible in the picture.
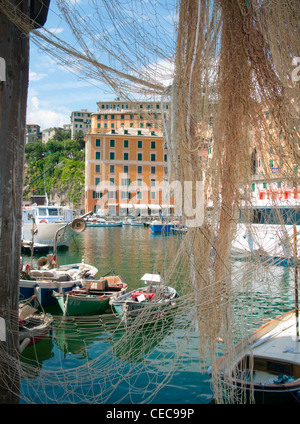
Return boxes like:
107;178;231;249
292;57;300;83
94;179;204;227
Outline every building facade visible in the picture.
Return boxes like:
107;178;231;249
91;100;169;134
84;125;173;216
70;109;92;139
25;124;41;143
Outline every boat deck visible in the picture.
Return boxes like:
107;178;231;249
252;315;300;366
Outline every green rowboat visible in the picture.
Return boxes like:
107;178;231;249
54;276;127;316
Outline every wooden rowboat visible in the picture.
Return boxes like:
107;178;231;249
54;275;127;316
215;309;300;404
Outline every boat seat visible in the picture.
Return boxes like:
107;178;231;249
29;269;71;281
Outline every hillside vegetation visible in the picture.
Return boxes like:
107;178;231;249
23;131;85;209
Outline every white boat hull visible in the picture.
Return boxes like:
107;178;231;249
22;222;73;247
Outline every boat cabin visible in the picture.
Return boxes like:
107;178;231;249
22;205;74;224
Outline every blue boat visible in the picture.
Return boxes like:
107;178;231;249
19;262;98;307
150;220;175;233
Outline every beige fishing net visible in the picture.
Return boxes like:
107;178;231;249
0;0;299;404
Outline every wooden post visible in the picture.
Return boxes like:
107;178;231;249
0;0;50;404
0;1;29;404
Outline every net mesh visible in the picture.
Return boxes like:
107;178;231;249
0;0;299;404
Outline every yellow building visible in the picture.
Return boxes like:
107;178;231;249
85;103;173;215
91;100;169;134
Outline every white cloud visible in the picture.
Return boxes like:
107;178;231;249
26;95;70;130
29;71;47;81
48;27;64;35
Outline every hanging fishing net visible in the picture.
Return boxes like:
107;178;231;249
0;0;299;404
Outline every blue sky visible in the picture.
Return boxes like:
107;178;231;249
27;0;176;131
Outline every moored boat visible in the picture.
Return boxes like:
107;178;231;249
130;218;144;226
19;260;98;307
86;218;122;227
110;273;178;322
22;204;75;248
54;274;127;316
150;220;176;233
214;309;300;404
19;297;53;353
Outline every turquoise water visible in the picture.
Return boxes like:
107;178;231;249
19;226;296;404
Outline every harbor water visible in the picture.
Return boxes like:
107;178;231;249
19;225;297;404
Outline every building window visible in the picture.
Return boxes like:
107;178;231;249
110;139;115;147
123;165;128;173
95;151;101;160
108;191;116;199
110;152;115;160
111;114;114;119
164;154;167;162
124;152;129;161
93;191;102;199
137;166;143;174
151;179;156;187
151;141;156;149
124;139;129;148
121;178;130;186
137;191;142;199
137;153;143;161
121;191;130;199
150;191;156;200
95;139;101;147
95;164;100;173
137;179;142;186
151;166;155;174
151;153;156;161
138;140;143;148
109;165;115;173
95;177;100;186
110;178;115;185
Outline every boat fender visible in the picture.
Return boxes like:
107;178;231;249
20;338;31;353
39;219;47;223
34;285;42;305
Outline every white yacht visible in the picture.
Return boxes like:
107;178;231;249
22;204;75;248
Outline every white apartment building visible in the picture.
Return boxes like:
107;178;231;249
70;109;92;139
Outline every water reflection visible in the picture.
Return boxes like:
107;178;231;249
19;226;297;404
111;309;176;362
